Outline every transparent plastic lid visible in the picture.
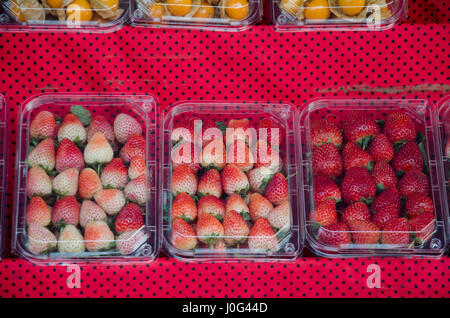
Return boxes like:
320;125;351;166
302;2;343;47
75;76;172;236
161;101;304;261
299;98;447;258
0;95;7;260
13;93;160;265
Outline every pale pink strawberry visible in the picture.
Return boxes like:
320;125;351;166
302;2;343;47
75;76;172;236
94;189;126;215
128;156;146;180
27;222;57;255
78;168;102;200
172;192;198;222
57;224;85;253
254;140;282;173
268;201;290;230
120;135;146;163
124;174;147;206
55;139;85;172
114;113;143;144
201;139;226;170
27;166;52;198
27;138;55;172
84;132;114;165
171;218;197;251
226;139;255;172
197;195;225;221
30;111;57;140
247;167;274;194
226;194;250;221
100;158;128;189
117;229;149;255
79;200;107;228
52;196;80;227
57;113;87;143
248;218;278;251
197;168;222;198
221;164;250;197
172;141;201;173
223;210;250;246
52;168;79;197
84;220;115;252
26;196;51;226
87;115;115;144
172;165;198;196
248;192;273;220
196;212;225;246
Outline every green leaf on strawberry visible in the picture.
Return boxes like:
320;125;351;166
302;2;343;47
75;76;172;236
216;121;227;135
71;105;92;126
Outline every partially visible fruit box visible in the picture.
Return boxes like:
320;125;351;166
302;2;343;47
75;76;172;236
161;101;304;261
12;93;160;265
298;98;448;258
0;94;8;260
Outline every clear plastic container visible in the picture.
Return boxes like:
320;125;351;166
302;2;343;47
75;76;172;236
270;0;407;32
0;95;8;260
161;101;304;261
12;93;160;265
0;0;129;32
130;0;261;31
299;98;448;258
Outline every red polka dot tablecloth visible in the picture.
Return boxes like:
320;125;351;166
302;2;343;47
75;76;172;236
0;0;449;298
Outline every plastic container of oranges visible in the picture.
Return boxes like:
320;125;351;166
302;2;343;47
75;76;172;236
270;0;407;31
161;101;304;261
298;98;448;258
130;0;261;31
12;93;161;265
0;0;129;32
0;95;8;260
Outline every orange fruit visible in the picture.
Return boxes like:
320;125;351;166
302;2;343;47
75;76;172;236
193;1;214;18
225;0;249;20
149;2;165;18
338;0;365;16
304;0;330;20
66;0;93;22
167;0;192;16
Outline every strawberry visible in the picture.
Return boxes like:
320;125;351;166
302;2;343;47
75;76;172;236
120;135;146;164
313;174;342;204
223;210;250;246
57;113;87;144
341;202;371;225
84;220;115;252
212;239;227;251
257;117;284;149
312;143;343;178
371;160;397;192
371;188;401;229
27;222;57;255
79;200;107;228
124;174;147;206
87;115;115;144
265;173;289;205
171;115;199;144
52;168;79;197
248;218;278;251
57;224;85;253
27;166;52;198
94;189;126;215
317;222;351;247
445;138;450;159
100;158;128;189
172;165;198;196
368;134;394;162
397;169;429;197
247;167;274;194
171;218;197;250
391;141;424;174
268;201;290;230
128;156;146;180
311;199;337;227
117;229;149;255
113;113;143;144
172;141;201;173
114;203;145;234
172;192;198;222
341;167;376;204
26;196;51;226
404;193;434;219
196;212;224;246
348;220;380;245
341;142;373;171
197;168;222;198
30;111;57;140
383;112;416;144
221;164;250;197
84;132;114;166
226;139;255;172
343;112;380;149
27;138;55;172
52;196;80;227
381;218;410;245
78;168;102;200
55;139;85;172
254;140;282;173
201;119;222;146
225;118;251;144
249;192;273;221
201;139;226;170
409;211;436;244
310;118;342;150
226;193;250;220
197;195;225;221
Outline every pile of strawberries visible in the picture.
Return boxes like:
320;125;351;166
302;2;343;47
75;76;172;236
25;107;148;256
169;115;291;252
310;111;436;248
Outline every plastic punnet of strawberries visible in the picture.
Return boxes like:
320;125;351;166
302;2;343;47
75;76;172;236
25;107;149;257
168;115;292;255
309;111;437;250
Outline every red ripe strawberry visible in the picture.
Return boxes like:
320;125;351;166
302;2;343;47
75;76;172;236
371;188;401;229
198;195;225;221
57;224;85;253
78;168;102;200
197;168;222;198
265;173;289;205
313;174;342;204
171;218;197;251
343;112;380;149
30;111;57;140
254;140;282;173
52;196;80;227
196;212;224;246
84;132;114;165
371;160;397;192
348;220;380;245
311;199;337;227
27;222;57;255
221;164;250;197
52;168;79;196
397;169;429;197
27;166;52;198
310;118;343;150
87;115;115;144
57;113;87;144
223;210;250;246
381;218;410;245
94;189;126;215
268;201;290;230
248;218;278;251
114;203;145;234
84;220;115;252
56;139;85;172
341;142;374;171
201;139;226;170
79;200;107;228
27;138;55;172
128;156;146;180
172;165;198;196
124;174;147;206
101;158;128;189
368;134;395;162
341;167;376;204
247;167;274;194
409;211;436;244
226;193;250;220
26;196;51;226
171;116;199;144
249;192;273;221
404;193;434;219
120;135;146;164
342;202;371;225
172;192;198;222
312;143;343;178
317;222;351;247
116;229;149;255
114;113;143;144
226;139;255;172
391;141;424;174
172;141;201;173
383;112;416;144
